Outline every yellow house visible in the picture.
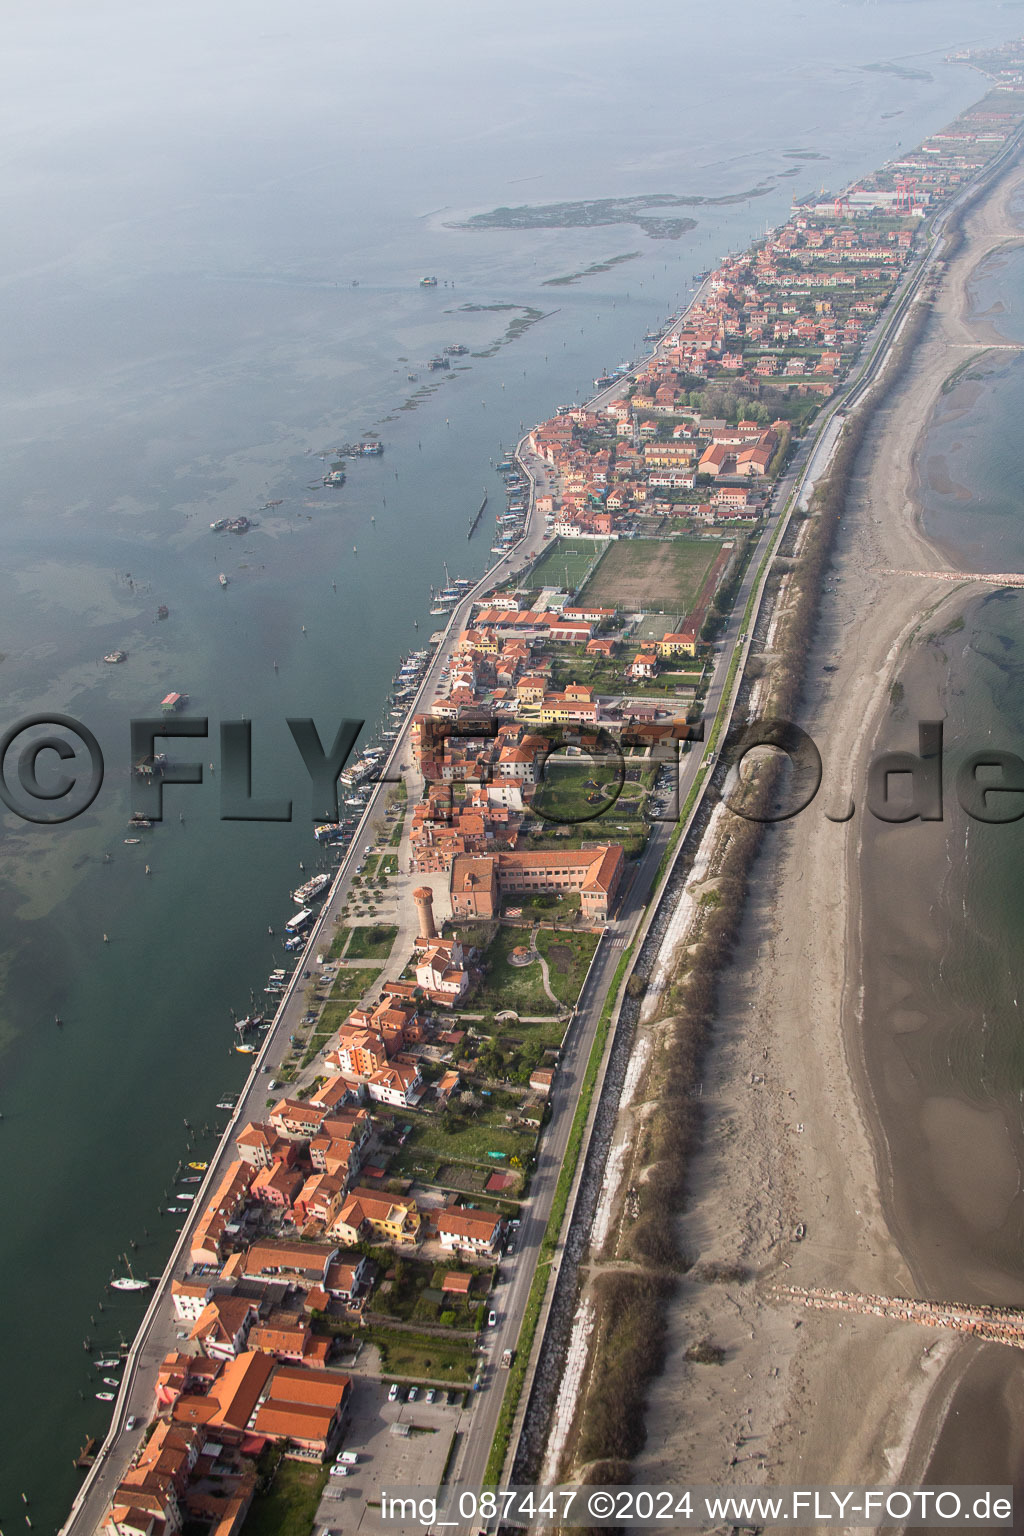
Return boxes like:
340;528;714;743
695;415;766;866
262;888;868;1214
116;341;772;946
657;631;698;658
537;695;599;725
328;1188;421;1247
516;676;547;703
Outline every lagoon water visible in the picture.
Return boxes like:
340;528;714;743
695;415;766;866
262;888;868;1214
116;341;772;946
2;1;1021;1523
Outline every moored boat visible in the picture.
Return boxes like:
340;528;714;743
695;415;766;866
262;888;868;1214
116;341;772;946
292;872;331;904
111;1275;150;1293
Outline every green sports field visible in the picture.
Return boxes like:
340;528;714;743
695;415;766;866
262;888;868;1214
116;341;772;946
527;537;609;591
578;537;718;613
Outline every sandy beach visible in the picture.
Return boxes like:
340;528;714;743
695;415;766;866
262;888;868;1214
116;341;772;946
632;159;1024;1501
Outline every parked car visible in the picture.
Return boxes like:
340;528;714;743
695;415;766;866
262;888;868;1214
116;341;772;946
388;1383;399;1402
425;1390;436;1404
408;1386;419;1402
337;1451;359;1465
488;1310;497;1327
329;1466;349;1479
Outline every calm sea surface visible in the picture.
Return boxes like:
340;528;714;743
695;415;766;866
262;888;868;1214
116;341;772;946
856;222;1024;1489
908;238;1024;1141
1;1;1019;1523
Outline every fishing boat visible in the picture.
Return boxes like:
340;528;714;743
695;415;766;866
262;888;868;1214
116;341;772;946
179;1176;201;1184
157;605;169;620
216;1100;236;1110
124;838;141;845
96;1392;116;1403
103;650;128;664
188;1161;208;1171
176;1192;196;1202
218;573;229;587
210;518;229;531
235;1043;257;1054
102;1377;121;1387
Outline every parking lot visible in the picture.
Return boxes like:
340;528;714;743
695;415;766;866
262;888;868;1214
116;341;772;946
315;1377;471;1535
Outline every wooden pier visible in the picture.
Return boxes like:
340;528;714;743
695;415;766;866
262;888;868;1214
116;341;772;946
74;1439;98;1471
467;492;488;540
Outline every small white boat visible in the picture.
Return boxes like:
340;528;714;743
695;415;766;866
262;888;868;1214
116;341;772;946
96;1392;116;1402
124;838;141;845
218;573;229;587
102;1377;120;1387
94;1358;120;1369
111;1276;150;1292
